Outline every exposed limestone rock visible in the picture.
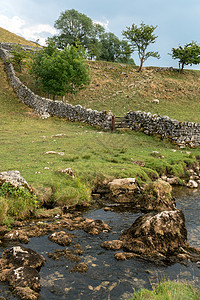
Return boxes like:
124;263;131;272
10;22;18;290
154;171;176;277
107;178;140;203
101;240;123;251
114;252;140;261
187;179;198;188
70;262;88;273
84;219;111;235
0;171;33;192
0;246;45;299
58;168;76;178
94;178;174;211
119;210;188;259
140;180;176;211
94;178;140;203
48;231;73;246
3;229;30;244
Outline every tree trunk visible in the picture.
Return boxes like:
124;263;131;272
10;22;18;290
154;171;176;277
138;57;144;72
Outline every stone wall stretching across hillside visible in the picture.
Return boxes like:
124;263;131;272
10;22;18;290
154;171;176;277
124;111;200;147
1;43;200;147
0;43;113;130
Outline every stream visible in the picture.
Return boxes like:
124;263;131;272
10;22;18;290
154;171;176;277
0;187;199;299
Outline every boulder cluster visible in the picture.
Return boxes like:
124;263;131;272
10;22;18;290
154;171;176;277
98;177;200;263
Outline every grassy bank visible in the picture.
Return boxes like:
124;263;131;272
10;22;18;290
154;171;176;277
129;280;200;300
1;58;200;220
1;35;200;221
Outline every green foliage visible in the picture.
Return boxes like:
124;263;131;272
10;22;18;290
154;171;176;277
54;9;94;49
170;42;200;72
52;9;134;63
122;22;160;71
0;183;38;221
11;45;27;72
98;32;133;63
0;197;8;224
129;280;200;300
30;42;90;97
50;175;91;207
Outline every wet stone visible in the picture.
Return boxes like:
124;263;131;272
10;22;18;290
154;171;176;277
101;240;123;251
48;231;74;246
70;263;88;273
119;210;188;260
0;246;45;300
84;219;111;235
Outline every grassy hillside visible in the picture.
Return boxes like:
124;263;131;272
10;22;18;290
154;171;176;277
18;59;200;122
0;57;199;205
0;27;35;46
0;31;200;210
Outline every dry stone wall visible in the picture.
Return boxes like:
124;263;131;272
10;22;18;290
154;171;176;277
124;111;200;147
0;43;113;130
1;42;200;147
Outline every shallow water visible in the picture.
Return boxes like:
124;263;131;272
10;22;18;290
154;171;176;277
0;187;200;299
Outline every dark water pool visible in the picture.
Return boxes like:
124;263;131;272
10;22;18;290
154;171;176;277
0;187;200;299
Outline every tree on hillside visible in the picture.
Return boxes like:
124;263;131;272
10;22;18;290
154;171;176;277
122;22;160;71
30;42;90;99
86;23;105;60
170;42;200;72
52;8;106;58
11;45;27;72
99;32;133;63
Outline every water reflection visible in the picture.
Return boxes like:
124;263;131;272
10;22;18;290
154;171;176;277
0;187;199;299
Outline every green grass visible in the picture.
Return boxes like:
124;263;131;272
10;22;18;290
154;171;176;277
1;57;200;212
18;60;200;122
129;280;200;300
0;27;36;46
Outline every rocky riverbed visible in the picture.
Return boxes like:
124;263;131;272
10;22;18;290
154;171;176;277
0;171;200;299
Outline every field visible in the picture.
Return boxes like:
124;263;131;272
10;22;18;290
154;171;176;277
1;56;200;208
1;27;200;300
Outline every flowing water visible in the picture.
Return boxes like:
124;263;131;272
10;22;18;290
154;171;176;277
0;187;200;299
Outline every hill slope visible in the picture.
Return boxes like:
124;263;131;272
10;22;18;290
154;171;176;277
0;27;36;46
18;59;200;123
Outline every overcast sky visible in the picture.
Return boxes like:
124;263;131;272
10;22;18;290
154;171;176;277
1;0;200;68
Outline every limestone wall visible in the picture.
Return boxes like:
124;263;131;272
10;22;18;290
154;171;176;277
1;42;200;147
124;111;200;147
0;44;113;130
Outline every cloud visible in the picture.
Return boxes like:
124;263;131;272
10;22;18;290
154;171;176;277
0;14;57;45
93;19;110;31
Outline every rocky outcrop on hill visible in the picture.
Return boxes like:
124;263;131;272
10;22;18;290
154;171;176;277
0;170;33;192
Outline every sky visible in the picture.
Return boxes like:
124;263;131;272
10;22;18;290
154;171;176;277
1;0;200;68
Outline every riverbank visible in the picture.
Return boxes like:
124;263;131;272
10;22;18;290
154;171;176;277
0;186;200;299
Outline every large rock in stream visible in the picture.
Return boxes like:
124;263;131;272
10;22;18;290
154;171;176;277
94;178;175;211
119;210;188;260
0;246;45;299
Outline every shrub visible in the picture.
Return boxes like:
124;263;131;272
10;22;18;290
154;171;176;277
0;183;38;220
129;280;200;300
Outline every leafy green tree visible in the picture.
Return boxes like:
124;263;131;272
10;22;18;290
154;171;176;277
53;9;94;49
170;42;200;72
87;23;105;60
11;45;27;72
30;42;90;99
122;22;160;71
98;33;133;63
